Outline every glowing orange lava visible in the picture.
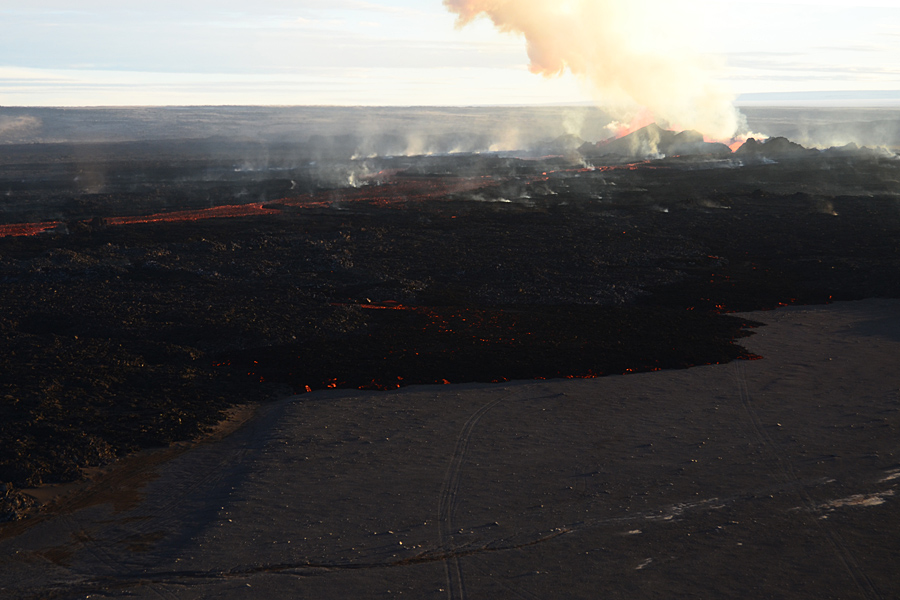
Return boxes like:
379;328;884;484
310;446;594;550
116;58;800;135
0;164;668;239
0;177;495;238
607;109;657;139
0;221;61;237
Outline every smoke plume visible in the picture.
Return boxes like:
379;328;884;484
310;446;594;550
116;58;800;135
444;0;742;141
0;115;42;140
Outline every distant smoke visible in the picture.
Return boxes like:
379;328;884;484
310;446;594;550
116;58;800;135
444;0;743;140
0;116;42;139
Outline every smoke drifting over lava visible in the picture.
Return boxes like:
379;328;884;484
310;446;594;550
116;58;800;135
444;0;743;141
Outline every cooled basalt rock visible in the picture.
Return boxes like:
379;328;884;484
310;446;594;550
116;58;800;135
734;136;814;159
0;137;898;497
0;483;36;523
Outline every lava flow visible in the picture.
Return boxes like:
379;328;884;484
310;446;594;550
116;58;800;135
604;109;658;140
217;300;761;395
0;203;280;238
0;176;496;239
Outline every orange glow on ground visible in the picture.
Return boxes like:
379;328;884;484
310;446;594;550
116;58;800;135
0;221;61;237
0;163;668;239
607;109;657;139
105;203;278;226
0;177;495;238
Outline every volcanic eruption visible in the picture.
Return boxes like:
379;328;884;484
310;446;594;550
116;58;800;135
444;0;744;141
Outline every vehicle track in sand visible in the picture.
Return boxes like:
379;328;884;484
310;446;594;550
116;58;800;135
732;359;883;600
436;392;510;600
4;346;898;599
8;445;893;598
435;390;575;600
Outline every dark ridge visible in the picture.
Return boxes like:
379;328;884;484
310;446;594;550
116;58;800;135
579;124;732;159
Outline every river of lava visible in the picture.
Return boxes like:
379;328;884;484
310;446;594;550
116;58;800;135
0;177;496;238
0;203;281;238
0;221;62;237
0;165;661;239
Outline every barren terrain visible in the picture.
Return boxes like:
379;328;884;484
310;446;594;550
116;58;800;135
0;106;898;597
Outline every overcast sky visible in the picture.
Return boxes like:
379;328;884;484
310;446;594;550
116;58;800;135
1;0;898;106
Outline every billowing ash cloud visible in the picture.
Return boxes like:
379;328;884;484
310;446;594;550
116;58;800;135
444;0;742;141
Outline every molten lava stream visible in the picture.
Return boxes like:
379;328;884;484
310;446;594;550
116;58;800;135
104;203;278;226
0;203;279;238
0;167;661;239
0;221;61;237
0;177;506;238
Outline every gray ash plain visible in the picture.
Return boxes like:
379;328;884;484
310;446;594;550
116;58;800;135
1;114;899;520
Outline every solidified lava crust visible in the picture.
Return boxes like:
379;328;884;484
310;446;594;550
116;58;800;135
1;139;899;513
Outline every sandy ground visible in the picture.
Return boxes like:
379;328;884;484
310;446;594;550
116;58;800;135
1;299;899;599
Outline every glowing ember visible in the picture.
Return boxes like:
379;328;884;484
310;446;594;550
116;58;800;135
219;298;761;395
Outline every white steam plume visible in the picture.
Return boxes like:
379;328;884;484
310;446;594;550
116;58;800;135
444;0;742;140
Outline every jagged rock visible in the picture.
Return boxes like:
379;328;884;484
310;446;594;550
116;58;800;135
822;142;888;158
580;124;732;160
734;136;813;159
0;482;36;522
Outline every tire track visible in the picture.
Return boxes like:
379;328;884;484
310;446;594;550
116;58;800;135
436;391;562;600
437;394;508;600
23;472;861;599
733;360;882;600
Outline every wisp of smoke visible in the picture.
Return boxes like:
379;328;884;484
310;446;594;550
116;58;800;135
0;116;42;139
444;0;743;141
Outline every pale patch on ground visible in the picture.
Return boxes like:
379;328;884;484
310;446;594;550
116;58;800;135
879;470;900;483
635;558;653;570
820;490;895;510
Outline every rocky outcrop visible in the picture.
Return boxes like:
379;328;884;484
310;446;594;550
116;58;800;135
0;482;36;522
580;124;733;160
734;136;815;160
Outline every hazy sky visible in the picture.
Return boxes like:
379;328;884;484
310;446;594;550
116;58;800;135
0;0;897;106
